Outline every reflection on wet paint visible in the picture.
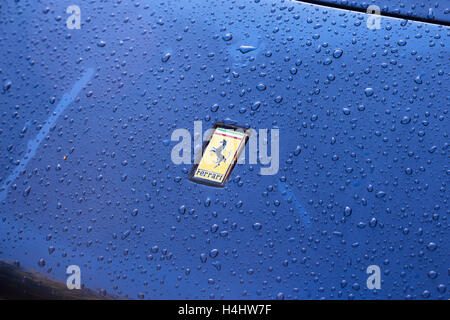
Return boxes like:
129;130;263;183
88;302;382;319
0;68;94;202
278;180;311;228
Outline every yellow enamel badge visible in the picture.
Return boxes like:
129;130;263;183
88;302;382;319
189;123;250;187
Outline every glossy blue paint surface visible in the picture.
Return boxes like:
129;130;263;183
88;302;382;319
0;0;448;299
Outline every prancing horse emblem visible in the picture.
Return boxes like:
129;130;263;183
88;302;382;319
211;139;230;168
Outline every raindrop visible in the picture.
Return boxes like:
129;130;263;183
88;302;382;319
161;53;171;62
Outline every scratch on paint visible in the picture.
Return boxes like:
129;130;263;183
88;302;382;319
0;68;94;202
278;180;311;227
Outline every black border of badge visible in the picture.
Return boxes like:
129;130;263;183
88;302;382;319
188;122;251;188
